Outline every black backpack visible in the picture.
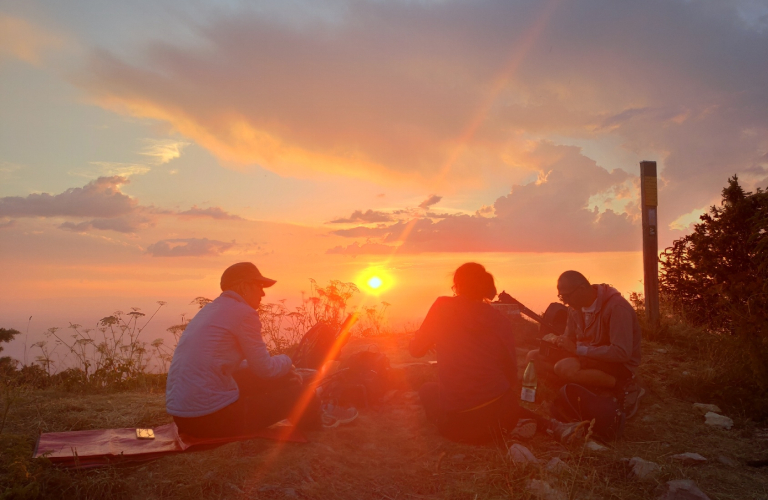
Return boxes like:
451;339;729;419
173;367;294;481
552;383;626;441
321;349;391;407
292;322;341;369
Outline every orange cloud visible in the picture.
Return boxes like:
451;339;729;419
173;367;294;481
0;15;63;65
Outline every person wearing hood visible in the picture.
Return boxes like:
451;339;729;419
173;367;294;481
526;270;643;416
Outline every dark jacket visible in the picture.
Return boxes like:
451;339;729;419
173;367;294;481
409;296;518;412
565;284;642;372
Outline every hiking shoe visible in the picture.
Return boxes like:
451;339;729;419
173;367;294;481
548;419;590;445
321;404;358;429
508;418;537;440
622;385;645;419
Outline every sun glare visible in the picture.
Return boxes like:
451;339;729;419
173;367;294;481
357;267;393;295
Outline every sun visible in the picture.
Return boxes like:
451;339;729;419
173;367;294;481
368;276;383;289
357;266;394;295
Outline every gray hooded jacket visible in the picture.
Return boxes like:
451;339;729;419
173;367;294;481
564;284;641;372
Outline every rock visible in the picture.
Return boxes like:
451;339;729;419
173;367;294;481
704;412;733;430
671;452;707;465
693;403;722;414
642;415;654;423
545;457;569;473
656;349;668;353
408;404;422;411
402;391;419;400
717;455;739;467
628;457;660;479
451;454;465;462
657;479;711;500
508;444;537;463
526;479;567;500
585;441;608;452
380;389;398;403
284;488;298;497
682;371;690;376
226;483;244;494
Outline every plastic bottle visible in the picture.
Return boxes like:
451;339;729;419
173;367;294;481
521;361;537;403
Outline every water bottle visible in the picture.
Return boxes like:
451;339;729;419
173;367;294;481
521;361;537;403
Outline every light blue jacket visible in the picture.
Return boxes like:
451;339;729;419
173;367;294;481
166;291;292;417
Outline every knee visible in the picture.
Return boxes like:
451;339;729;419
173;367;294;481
554;358;579;379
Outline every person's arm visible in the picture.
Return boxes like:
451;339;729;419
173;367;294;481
235;311;292;378
409;298;446;358
576;304;634;363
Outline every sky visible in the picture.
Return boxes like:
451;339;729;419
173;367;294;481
1;0;767;361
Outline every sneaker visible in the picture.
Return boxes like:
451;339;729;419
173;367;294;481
622;381;645;419
548;419;590;445
508;418;537;440
321;404;358;429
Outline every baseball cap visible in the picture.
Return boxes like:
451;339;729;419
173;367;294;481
220;262;277;291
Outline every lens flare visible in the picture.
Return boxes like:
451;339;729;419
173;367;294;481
368;276;383;289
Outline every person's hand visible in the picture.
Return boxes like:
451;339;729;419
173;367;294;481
542;333;559;344
556;336;577;354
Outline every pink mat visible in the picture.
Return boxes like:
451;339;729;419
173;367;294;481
33;420;307;469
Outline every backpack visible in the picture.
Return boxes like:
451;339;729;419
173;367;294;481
320;349;391;407
291;322;343;370
552;383;626;441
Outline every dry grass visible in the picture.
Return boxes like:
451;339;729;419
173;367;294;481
3;332;768;499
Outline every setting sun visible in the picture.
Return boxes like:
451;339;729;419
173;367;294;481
368;276;383;289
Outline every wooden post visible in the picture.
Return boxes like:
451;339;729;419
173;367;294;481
640;161;660;329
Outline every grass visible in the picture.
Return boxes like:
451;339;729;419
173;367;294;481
3;321;768;499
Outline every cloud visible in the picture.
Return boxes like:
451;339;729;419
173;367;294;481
326;241;395;256
418;195;442;209
86;162;151;177
79;0;768;230
59;214;154;234
330;143;640;253
0;176;135;218
0;220;15;230
0;15;63;65
139;139;190;165
146;238;234;257
177;206;244;220
329;209;393;224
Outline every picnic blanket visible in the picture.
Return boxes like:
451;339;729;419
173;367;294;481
33;420;307;469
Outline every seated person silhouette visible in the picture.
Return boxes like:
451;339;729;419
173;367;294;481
166;262;354;437
525;270;644;416
410;263;585;444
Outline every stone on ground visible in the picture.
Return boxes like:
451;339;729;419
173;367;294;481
585;441;607;452
657;479;711;500
717;455;739;467
670;452;707;465
508;443;537;463
704;412;733;429
693;403;721;414
545;457;569;473
527;479;567;500
628;457;660;479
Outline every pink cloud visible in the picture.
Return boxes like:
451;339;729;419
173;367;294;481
328;209;393;224
177;206;244;220
0;176;135;218
330;144;640;253
146;238;233;257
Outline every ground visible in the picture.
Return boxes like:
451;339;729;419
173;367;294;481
2;333;768;500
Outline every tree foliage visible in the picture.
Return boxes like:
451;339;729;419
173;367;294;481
659;175;768;379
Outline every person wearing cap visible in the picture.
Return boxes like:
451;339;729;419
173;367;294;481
166;262;321;437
